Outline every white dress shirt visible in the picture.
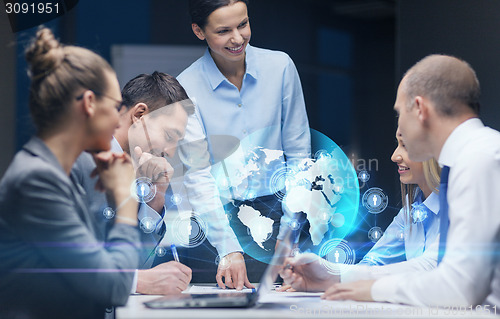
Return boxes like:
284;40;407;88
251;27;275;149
371;118;500;307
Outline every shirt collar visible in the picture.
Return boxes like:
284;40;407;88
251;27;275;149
111;136;123;153
202;44;257;91
422;190;440;216
439;118;483;168
244;44;258;80
411;188;439;216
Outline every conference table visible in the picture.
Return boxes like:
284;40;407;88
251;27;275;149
116;286;498;319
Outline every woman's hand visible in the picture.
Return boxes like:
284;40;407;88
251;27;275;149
92;151;138;224
279;253;340;292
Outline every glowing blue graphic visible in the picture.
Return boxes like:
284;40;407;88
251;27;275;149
319;238;356;275
269;167;296;201
170;194;183;206
362;187;388;214
330;213;345;228
216;177;230;191
212;143;285;201
132;177;156;203
215;255;231;269
288;219;301;230
242;209;274;250
211;128;359;264
411;203;428;223
155;246;167;257
291;248;300;257
314;149;332;160
318;209;331;224
358;170;370;183
172;213;207;248
140;217;156;234
368;226;383;243
397;229;405;242
246;191;256;201
282;129;360;259
102;207;115;219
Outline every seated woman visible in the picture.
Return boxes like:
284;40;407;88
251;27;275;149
357;128;441;268
0;28;140;319
279;128;441;291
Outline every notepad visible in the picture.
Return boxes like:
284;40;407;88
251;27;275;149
186;285;255;294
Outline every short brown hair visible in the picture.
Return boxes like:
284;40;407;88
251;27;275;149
403;54;480;116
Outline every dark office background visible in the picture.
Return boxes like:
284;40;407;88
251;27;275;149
1;0;500;280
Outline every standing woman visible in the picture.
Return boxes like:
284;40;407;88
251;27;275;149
0;28;140;319
178;0;311;283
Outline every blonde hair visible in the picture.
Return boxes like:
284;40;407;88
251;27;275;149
400;158;441;227
25;27;113;135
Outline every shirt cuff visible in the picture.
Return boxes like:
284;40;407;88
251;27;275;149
138;203;165;234
371;275;400;302
130;269;138;294
215;238;244;258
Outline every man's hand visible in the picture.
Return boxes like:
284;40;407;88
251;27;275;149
321;280;375;301
279;253;339;292
136;261;192;295
134;146;174;212
215;252;254;290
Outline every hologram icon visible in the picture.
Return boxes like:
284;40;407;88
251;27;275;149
319;239;356;275
132;177;156;203
102;207;115;219
368;226;383;243
358;170;370;183
140;217;156;234
362;187;388;214
411;204;428;223
170;194;182;206
155;246;167;257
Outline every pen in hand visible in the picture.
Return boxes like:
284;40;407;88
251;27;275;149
171;244;180;262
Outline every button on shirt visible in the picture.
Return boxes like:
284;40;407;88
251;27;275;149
372;118;500;307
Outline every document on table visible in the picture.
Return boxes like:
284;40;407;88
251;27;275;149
186;285;255;294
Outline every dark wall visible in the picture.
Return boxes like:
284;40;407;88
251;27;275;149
398;0;500;130
150;1;399;259
8;1;397;269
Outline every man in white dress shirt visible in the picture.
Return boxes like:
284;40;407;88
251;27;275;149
282;54;500;308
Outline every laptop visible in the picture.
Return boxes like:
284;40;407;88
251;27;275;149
144;226;295;309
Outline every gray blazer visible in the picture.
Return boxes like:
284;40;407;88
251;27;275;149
0;137;141;319
72;139;166;269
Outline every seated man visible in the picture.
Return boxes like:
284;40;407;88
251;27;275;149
72;72;193;295
281;55;500;308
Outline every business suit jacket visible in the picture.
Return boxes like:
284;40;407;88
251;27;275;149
72;139;166;269
0;137;141;319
